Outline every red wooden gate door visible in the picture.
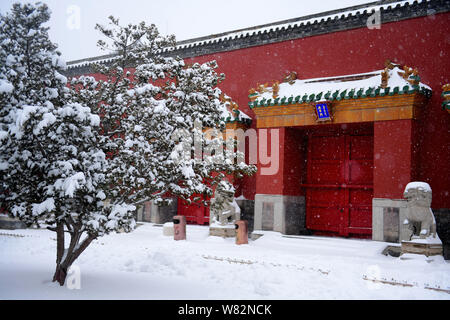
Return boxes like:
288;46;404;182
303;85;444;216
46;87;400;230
304;128;373;237
177;198;210;225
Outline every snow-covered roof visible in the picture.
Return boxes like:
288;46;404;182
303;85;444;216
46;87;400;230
66;0;447;73
221;107;252;125
248;65;432;108
173;0;426;51
219;94;252;125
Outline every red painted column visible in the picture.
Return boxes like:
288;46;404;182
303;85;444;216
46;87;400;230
374;119;415;199
255;127;285;195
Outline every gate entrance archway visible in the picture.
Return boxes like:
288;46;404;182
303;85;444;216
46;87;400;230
177;198;210;225
303;125;373;237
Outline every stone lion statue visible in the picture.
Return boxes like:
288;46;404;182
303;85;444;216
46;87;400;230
210;182;239;226
403;182;437;239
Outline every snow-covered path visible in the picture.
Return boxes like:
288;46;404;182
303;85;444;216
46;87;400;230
0;223;449;299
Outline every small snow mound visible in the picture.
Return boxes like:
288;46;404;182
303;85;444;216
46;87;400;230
205;235;227;242
408;234;442;245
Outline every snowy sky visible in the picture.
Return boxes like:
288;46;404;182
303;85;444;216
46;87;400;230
0;0;371;62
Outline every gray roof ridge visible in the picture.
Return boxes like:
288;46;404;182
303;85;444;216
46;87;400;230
174;0;387;46
66;0;448;72
66;0;408;67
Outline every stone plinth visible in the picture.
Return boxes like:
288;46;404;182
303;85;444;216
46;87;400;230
209;224;236;238
401;237;443;257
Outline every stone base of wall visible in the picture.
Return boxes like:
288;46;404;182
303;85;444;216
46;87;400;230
0;215;26;230
434;208;450;260
137;198;178;224
136;205;144;221
235;199;254;234
372;198;410;243
254;194;306;235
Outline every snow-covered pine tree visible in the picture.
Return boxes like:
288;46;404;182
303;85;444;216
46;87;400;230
83;16;256;210
82;16;178;207
0;2;67;220
44;102;136;286
0;3;136;286
156;59;257;206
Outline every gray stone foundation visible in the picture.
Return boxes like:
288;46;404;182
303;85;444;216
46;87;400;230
235;199;254;234
254;194;306;235
434;208;450;260
372;198;410;243
136;198;177;224
0;215;26;230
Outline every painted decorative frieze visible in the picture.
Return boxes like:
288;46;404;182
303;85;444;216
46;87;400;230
248;61;432;128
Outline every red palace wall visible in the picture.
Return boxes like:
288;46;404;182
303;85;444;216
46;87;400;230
373;119;415;199
181;12;450;209
85;12;450;210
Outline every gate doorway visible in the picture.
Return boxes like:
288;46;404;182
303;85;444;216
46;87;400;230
177;198;210;225
303;125;373;238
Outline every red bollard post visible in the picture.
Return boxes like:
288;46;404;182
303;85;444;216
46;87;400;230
173;215;186;241
235;220;248;245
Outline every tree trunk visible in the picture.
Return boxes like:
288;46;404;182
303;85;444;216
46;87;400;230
52;233;96;286
53;221;65;284
53;263;68;286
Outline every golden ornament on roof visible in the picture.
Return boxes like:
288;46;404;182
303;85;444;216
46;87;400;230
283;71;297;85
272;81;280;99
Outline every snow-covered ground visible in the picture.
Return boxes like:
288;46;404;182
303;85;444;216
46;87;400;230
0;223;449;300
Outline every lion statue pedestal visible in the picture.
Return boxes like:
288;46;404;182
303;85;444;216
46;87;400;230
401;182;443;257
